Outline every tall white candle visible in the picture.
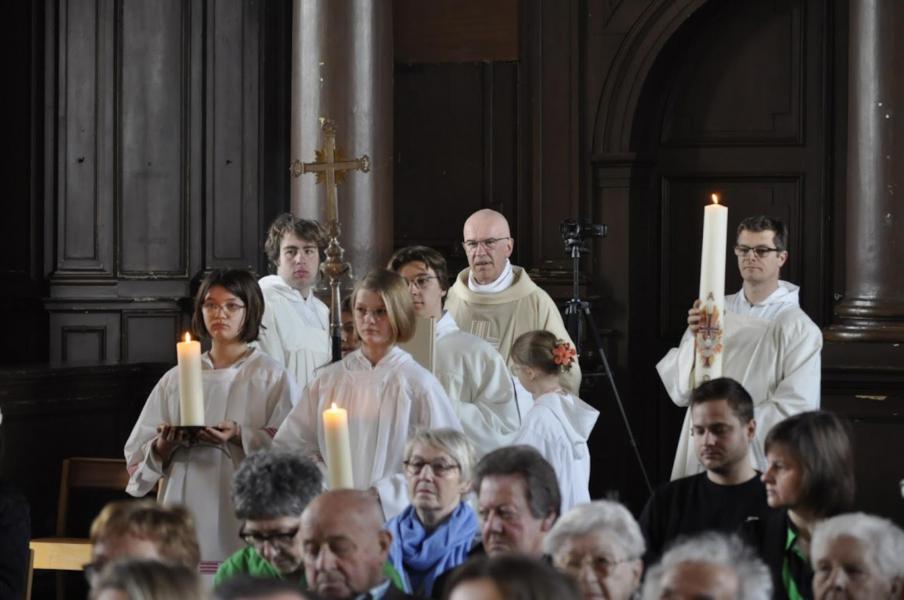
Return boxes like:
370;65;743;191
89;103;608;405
322;403;354;489
695;194;728;386
176;333;205;426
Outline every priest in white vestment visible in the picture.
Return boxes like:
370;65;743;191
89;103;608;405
389;245;520;456
256;215;331;395
125;271;296;567
274;269;462;521
657;216;822;479
444;209;581;396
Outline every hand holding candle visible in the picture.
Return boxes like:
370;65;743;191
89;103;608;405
322;403;355;489
695;194;727;386
177;333;205;426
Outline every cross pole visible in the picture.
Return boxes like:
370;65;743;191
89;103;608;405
289;119;370;362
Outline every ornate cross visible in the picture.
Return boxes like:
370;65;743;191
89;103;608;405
289;119;369;363
290;119;370;224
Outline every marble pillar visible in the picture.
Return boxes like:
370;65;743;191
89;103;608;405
828;0;904;342
290;0;393;279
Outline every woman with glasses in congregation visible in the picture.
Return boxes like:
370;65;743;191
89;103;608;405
385;429;479;599
274;269;462;522
125;270;297;570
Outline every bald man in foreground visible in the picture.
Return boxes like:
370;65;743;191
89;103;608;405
299;490;412;600
445;209;581;395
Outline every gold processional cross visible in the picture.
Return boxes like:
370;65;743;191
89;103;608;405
289;118;370;362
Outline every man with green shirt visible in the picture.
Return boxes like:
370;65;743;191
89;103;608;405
215;451;323;587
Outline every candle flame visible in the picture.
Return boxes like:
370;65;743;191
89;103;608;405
184;332;191;343
331;402;338;410
711;193;720;205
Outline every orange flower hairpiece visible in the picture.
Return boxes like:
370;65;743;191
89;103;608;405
552;341;577;372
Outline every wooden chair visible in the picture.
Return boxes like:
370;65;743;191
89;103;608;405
26;457;133;600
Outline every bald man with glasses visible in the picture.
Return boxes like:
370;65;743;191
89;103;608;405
657;215;821;480
444;209;581;397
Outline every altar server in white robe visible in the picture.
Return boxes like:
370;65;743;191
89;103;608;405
657;215;821;479
256;214;331;394
274;269;463;521
125;270;295;567
389;245;520;456
509;331;599;512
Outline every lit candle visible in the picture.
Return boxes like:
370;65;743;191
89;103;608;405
695;194;728;386
176;332;205;426
322;403;354;489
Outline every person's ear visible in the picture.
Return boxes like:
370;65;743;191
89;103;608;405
746;419;757;441
377;530;392;559
540;512;557;533
777;250;788;267
629;559;644;589
459;478;472;496
504;238;514;257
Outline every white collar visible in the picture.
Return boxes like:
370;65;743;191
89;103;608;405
467;259;514;293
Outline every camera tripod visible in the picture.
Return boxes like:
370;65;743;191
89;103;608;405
564;241;654;496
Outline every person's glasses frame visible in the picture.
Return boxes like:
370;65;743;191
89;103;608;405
239;526;301;550
402;459;461;477
461;237;512;253
201;301;246;316
733;245;782;258
402;275;438;290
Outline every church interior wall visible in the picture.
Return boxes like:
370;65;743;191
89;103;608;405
1;1;902;560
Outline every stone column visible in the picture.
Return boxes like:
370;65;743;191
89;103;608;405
290;0;393;279
828;0;904;342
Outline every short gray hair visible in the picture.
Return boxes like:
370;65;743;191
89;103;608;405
641;532;772;600
812;512;904;581
544;500;645;559
405;428;475;483
232;450;323;520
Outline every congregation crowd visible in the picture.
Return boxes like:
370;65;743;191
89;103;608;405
3;209;902;600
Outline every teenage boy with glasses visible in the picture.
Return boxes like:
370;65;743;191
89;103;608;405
388;245;520;457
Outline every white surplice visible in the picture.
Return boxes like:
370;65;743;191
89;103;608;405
273;346;463;520
434;312;520;457
512;390;599;513
124;348;295;564
657;307;822;480
256;275;331;398
725;280;803;320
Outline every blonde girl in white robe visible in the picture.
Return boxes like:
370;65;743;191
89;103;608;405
274;269;462;520
125;270;295;570
509;331;599;512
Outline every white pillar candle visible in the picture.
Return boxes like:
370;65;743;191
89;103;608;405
695;194;728;386
176;333;205;426
322;402;354;489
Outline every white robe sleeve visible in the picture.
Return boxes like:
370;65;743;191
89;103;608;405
124;374;175;497
272;380;322;459
458;352;520;455
236;368;298;462
656;329;697;408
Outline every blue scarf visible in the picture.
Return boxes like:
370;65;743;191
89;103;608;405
387;502;478;597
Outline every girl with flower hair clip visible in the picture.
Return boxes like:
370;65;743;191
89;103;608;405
509;330;599;511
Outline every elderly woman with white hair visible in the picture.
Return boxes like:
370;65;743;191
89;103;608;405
543;500;645;600
811;512;904;600
641;532;772;600
386;428;479;598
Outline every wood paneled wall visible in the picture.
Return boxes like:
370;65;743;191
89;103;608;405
40;0;291;365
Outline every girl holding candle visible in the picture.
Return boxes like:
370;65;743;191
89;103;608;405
124;270;296;567
274;269;462;520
